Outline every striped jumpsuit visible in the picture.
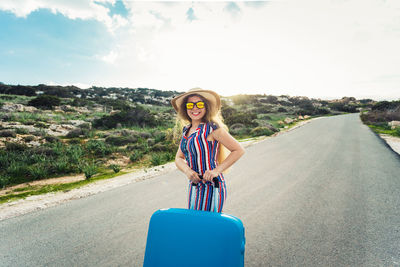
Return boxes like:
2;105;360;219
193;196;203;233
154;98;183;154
180;122;227;213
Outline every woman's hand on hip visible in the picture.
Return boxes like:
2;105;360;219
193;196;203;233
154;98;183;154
203;169;220;182
185;169;202;183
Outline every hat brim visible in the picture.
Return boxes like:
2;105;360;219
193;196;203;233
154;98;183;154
171;88;221;115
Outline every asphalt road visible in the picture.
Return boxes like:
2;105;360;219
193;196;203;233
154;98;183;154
1;114;400;266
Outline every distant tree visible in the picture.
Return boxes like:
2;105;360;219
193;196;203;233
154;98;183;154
93;105;157;129
329;102;357;113
221;106;236;118
265;95;278;104
372;100;400;111
28;95;61;109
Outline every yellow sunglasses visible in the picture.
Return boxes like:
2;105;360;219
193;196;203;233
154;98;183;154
186;101;205;109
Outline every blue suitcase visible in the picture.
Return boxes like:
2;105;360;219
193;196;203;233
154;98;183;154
143;208;245;267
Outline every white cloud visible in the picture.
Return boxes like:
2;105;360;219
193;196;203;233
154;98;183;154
2;0;400;99
0;0;128;32
99;50;118;64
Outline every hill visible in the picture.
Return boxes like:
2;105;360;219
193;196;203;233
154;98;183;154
0;82;374;190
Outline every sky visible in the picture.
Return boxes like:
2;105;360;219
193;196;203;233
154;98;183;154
0;0;399;100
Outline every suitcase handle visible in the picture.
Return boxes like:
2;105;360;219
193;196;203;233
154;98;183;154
192;175;219;187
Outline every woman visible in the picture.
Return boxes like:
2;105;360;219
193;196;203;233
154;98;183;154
172;88;245;213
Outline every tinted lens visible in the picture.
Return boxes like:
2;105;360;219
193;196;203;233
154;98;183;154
196;102;205;109
186;102;194;109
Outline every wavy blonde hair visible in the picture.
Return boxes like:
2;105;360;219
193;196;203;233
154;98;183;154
173;94;230;172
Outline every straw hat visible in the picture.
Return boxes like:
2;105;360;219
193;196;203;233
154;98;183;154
171;88;221;116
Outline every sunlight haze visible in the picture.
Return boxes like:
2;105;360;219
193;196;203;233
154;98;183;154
0;0;399;100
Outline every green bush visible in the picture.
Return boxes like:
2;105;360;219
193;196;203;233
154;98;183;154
86;139;113;156
224;112;258;128
0;175;10;188
5;142;28;152
93;106;158;129
395;127;400;137
28;94;61;110
153;132;166;143
105;135;138;146
34;122;48;128
51;157;71;173
0;129;16;137
23;135;35;142
151;143;167;151
82;162;97;179
150;153;164;166
250;127;274;137
65;144;84;165
130;151;144;162
28;164;48;180
150;152;174;166
66;128;83;138
44;135;60;143
15;128;29;135
6;161;29;179
109;164;121;173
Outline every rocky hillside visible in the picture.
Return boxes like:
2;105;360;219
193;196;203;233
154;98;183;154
0;82;374;188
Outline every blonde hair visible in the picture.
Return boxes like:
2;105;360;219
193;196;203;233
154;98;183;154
173;94;230;172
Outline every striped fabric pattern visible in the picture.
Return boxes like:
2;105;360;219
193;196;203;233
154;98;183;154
180;122;227;213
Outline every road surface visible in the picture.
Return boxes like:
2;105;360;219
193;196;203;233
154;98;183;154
1;114;399;266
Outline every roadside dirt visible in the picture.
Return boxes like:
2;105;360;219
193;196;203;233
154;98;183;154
0;174;86;197
379;134;400;155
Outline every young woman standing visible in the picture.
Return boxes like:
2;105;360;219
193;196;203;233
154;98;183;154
172;88;245;213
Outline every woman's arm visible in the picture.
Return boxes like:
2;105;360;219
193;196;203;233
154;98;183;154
175;146;202;183
203;128;245;182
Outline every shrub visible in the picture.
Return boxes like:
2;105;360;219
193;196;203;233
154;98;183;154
15;128;29;135
51;157;71;173
82;162;97;179
32;129;47;137
329;102;357;113
23;135;35;142
250;127;274;137
255;105;273;114
28;164;48;180
151;143;167;151
86;139;113;156
229;127;249;137
259;115;271;120
68;138;81;145
314;108;331;115
0;129;16;137
34;122;48;128
44;135;60;143
153;132;166;143
6;161;29;179
150;153;164;166
277;107;287;112
30;146;55;157
395;127;400;137
139;132;152;139
109;164;121;173
28;95;61;110
66;128;83;138
105;135;138;146
0;175;11;188
130;151;144;162
93;106;158;129
5;142;28;152
372;101;400;111
66;144;84;164
224;112;258;128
